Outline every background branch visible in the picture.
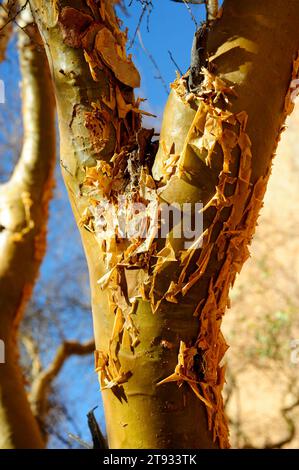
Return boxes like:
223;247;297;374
0;4;56;449
29;340;95;436
0;0;17;61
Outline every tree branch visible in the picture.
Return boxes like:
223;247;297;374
0;0;17;62
137;30;168;95
0;5;55;449
264;383;299;449
170;0;218;21
22;333;43;378
29;340;95;431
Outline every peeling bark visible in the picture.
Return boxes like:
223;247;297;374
31;0;299;449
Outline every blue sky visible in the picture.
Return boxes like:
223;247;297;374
0;0;207;448
121;0;206;120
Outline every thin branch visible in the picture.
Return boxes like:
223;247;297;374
0;1;16;32
183;0;198;27
226;367;299;449
170;0;199;27
68;433;92;449
137;29;168;95
0;1;44;48
0;1;29;33
22;334;43;378
264;395;299;449
29;340;95;427
0;0;17;61
129;3;146;49
45;425;73;448
128;0;153;48
168;50;183;75
171;0;205;3
170;0;218;22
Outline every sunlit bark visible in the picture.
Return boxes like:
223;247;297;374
30;0;299;449
0;14;56;448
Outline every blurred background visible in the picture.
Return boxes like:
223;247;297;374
0;0;299;448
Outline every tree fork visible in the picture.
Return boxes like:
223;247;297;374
30;0;299;448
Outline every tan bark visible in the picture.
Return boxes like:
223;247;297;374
30;0;299;449
0;15;56;448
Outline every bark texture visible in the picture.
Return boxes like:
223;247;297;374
0;15;56;448
31;0;299;449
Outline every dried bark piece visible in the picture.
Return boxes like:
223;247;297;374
95;27;140;88
157;341;213;408
81;23;102;51
59;7;93;48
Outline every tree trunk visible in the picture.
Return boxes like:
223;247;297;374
31;0;299;448
0;16;56;448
